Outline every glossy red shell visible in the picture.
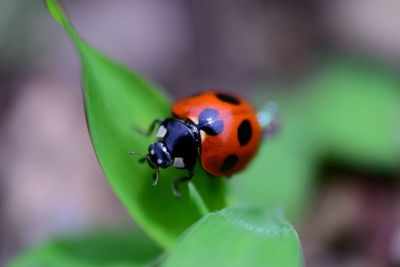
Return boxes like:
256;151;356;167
172;91;262;177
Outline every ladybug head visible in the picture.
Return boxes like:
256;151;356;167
147;141;173;169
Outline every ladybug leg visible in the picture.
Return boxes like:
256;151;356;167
172;168;194;197
134;119;162;137
153;168;159;186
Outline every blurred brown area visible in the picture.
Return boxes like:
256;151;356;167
0;0;399;266
302;163;400;267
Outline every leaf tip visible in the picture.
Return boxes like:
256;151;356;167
44;0;70;28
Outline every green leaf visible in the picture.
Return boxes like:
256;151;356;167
162;207;303;267
230;56;400;220
8;231;162;267
230;91;316;219
44;0;226;248
304;57;400;168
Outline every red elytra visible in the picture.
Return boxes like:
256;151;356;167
172;91;262;177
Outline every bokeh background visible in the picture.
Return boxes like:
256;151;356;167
1;0;399;266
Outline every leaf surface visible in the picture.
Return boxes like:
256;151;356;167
162;207;303;267
45;0;226;247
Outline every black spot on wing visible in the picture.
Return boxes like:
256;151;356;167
215;92;240;105
201;120;224;136
220;154;239;172
198;108;224;136
238;119;252;146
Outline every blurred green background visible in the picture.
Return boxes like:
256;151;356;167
0;1;399;266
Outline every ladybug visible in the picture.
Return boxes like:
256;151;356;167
132;91;274;197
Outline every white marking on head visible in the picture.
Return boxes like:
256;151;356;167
173;157;185;168
162;146;167;152
157;159;163;165
200;130;206;140
150;149;155;155
156;125;167;138
189;116;198;124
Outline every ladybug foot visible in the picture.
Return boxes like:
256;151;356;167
152;169;159;186
172;172;194;197
172;184;182;197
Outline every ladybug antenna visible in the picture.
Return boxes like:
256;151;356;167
257;101;280;137
128;151;146;157
128;151;148;163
